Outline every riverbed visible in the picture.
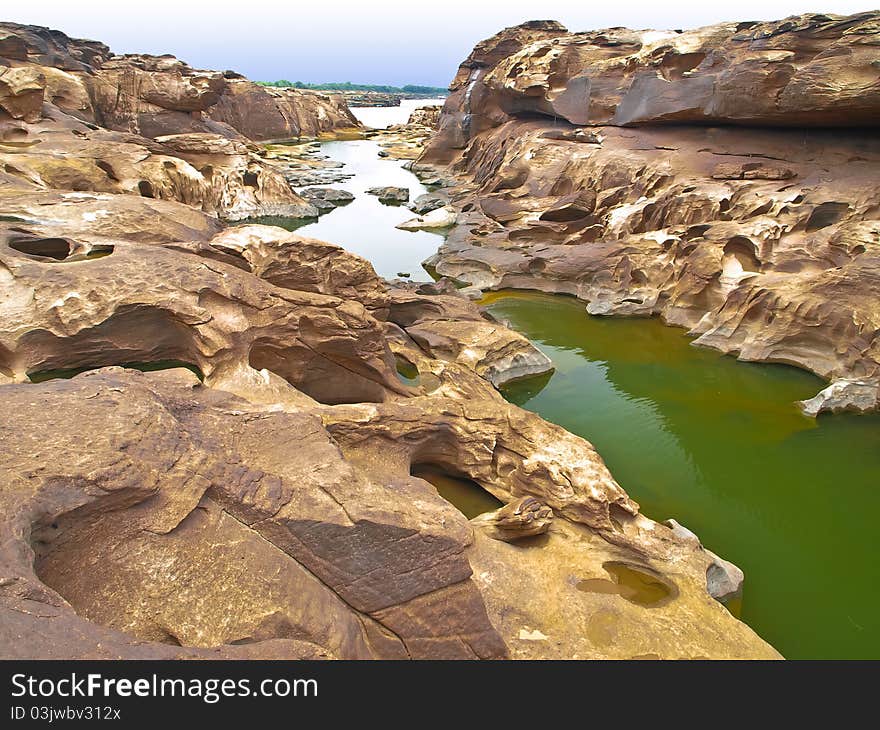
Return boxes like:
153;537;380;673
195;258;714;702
289;110;880;659
293;99;446;280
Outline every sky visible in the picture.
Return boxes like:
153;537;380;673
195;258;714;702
4;1;874;87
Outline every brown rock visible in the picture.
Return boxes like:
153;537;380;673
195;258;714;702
0;66;45;121
0;19;784;661
471;496;554;541
418;12;880;408
423;11;880;163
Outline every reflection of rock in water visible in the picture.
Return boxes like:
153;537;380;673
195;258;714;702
577;562;678;607
411;464;503;519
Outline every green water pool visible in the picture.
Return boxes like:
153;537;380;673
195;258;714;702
484;290;880;659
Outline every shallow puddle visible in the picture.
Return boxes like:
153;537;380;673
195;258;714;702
411;465;502;519
577;562;678;607
394;355;420;386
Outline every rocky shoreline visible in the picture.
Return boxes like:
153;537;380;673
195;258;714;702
415;12;880;416
0;21;782;659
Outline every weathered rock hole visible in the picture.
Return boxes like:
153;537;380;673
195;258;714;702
8;236;71;260
95;160;119;182
27;360;204;383
30;499;282;649
661;51;706;79
608;503;632;533
805;202;849;231
137;180;155;198
683;224;711;239
0;343;13;379
29;501;190;647
576;562;678;607
248;341;387;404
748;201;774;217
243;171;259;188
410;464;503;519
722;236;761;276
539;204;592;223
394;354;420;386
527;258;547;273
78;245;115;260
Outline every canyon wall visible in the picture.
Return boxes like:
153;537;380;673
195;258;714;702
419;12;880;414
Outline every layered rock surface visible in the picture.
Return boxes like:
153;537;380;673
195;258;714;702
1;22;361;221
0;208;778;658
419;12;880;412
0;22;780;660
0;22;359;140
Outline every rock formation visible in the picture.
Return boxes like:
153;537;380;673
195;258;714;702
407;105;441;129
366;185;409;203
0;22;781;660
418;12;880;414
0;21;360;221
367;103;443;160
0;22;359;141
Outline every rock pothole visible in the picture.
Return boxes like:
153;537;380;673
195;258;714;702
411;464;503;518
577;562;678;607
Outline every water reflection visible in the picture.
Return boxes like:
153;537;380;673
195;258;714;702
486;289;880;659
352;98;446;129
295;139;445;280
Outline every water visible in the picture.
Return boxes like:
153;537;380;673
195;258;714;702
351;98;445;129
295;138;445;280
577;562;678;607
483;290;880;659
411;465;503;519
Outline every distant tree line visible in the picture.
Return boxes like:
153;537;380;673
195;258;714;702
256;81;448;94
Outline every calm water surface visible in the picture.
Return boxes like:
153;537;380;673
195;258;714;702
295;138;443;280
484;290;880;659
352;98;445;129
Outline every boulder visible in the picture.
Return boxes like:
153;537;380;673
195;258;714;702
300;186;355;211
367;185;409;203
386;283;554;387
410;191;449;214
397;205;456;231
799;378;880;417
471;496;554;541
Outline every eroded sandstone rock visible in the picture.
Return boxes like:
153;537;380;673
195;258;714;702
471;496;554;541
366;185;409;203
418;11;880;409
386;281;553;387
425;12;880;162
0;22;362;222
0;20;782;661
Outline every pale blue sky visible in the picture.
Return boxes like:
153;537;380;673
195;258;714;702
5;1;874;86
